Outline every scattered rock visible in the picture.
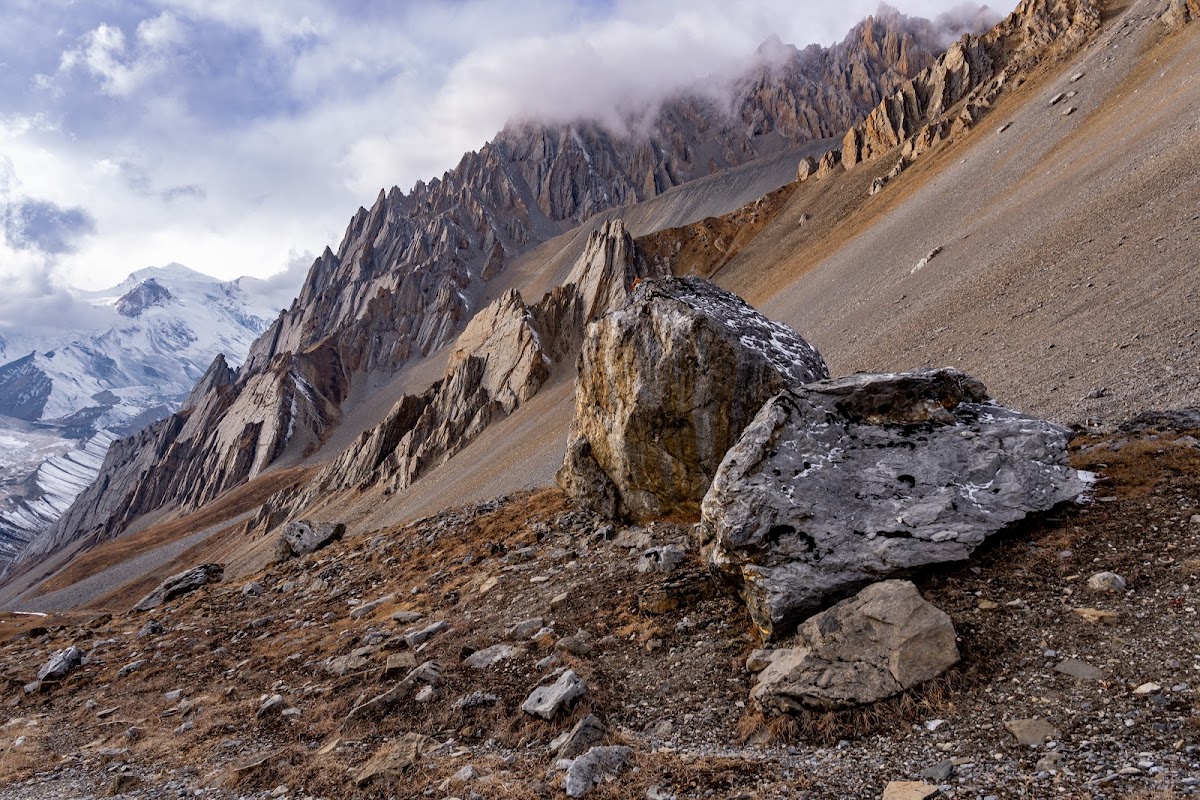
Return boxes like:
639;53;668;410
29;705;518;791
404;620;448;649
505;617;545;640
1072;607;1119;624
1062;106;1077;116
1070;71;1085;82
1087;571;1127;593
554;714;607;760
883;781;940;800
117;659;147;678
464;643;522;669
558;276;826;520
1049;92;1065;106
1056;658;1103;680
134;564;224;611
136;620;164;638
751;581;959;712
920;760;955;782
1134;682;1162;695
1005;718;1060;747
637;545;686;574
1037;751;1066;772
796;156;818;182
349;594;394;620
279;520;345;558
257;694;286;719
522;669;587;720
36;646;83;681
354;733;429;787
564;745;631;798
702;368;1089;637
241;582;263;597
390;610;423;624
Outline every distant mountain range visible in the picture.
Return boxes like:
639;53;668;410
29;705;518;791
0;264;290;565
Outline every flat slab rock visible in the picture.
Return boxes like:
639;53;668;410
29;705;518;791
701;368;1091;637
751;580;958;712
134;564;224;612
558;276;827;520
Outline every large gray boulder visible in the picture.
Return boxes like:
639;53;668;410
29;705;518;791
134;563;224;611
558;276;827;520
751;580;958;712
280;520;345;558
36;645;84;682
702;369;1090;638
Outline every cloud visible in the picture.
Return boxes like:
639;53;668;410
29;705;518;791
2;198;96;255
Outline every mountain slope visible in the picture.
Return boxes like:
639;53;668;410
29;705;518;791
7;6;979;573
0;265;287;569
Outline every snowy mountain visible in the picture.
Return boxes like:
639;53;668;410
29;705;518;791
0;263;290;567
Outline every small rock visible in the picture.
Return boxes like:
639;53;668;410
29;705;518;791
1070;71;1085;83
404;620;447;649
464;644;522;669
450;765;478;783
280;520;344;558
117;659;147;678
134;564;223;611
564;745;631;798
920;759;955;782
1072;607;1119;624
1087;571;1127;593
1133;682;1162;695
349;594;394;620
383;652;417;679
37;646;83;682
1036;751;1066;772
1056;657;1103;680
257;694;286;719
550;592;570;611
637;545;686;574
391;610;424;624
1048;92;1065;106
1063;106;1077;116
522;670;587;720
1005;718;1060;748
882;781;940;800
555;714;607;760
137;620;164;638
241;582;263;597
505;617;545;640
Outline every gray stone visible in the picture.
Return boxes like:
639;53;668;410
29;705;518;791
920;759;955;782
1036;752;1066;772
134;564;224;611
522;670;587;720
882;783;940;800
701;369;1090;637
751;580;958;712
505;617;544;640
391;610;424;624
1087;571;1127;593
1005;718;1059;747
637;545;686;574
117;659;147;678
564;745;631;797
241;582;263;597
558;276;827;521
279;520;345;558
555;714;607;760
464;644;522;669
36;645;83;681
1056;658;1103;680
796;156;818;182
257;694;285;719
404;620;447;649
136;620;164;638
349;594;394;620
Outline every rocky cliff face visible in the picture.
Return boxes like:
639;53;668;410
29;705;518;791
838;0;1102;174
12;8;988;569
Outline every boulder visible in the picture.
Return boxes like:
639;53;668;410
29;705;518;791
521;669;587;720
558;276;827;520
134;564;224;612
815;148;842;179
279;520;344;558
564;746;631;798
701;369;1090;637
796;156;818;182
554;713;607;760
36;645;83;682
750;580;958;712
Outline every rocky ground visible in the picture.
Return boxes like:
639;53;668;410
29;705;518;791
1;412;1197;800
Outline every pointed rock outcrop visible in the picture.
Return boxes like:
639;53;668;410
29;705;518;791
558;276;827;521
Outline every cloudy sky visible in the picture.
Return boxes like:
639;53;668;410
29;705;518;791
0;0;1006;327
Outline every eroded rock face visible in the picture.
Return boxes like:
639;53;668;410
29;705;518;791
559;277;827;521
751;580;958;712
702;369;1090;638
134;564;224;612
